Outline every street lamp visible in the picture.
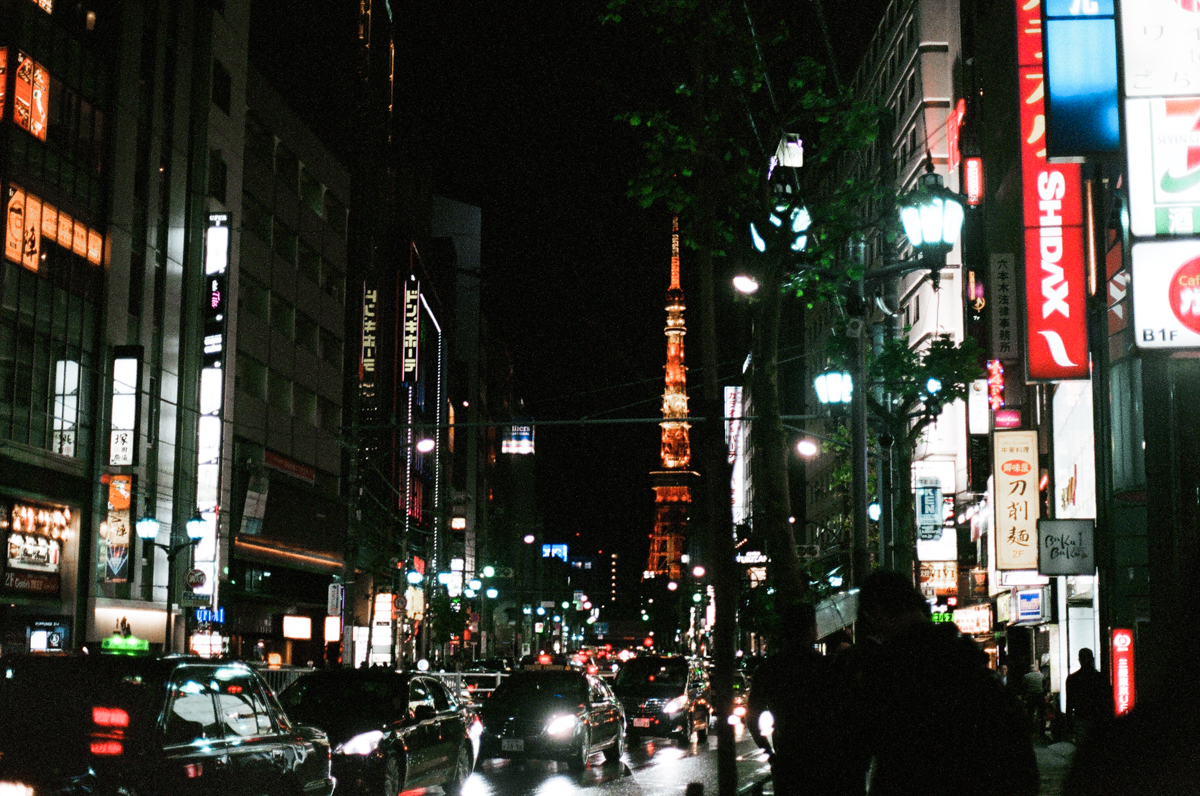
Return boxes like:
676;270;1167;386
813;370;853;409
896;164;965;291
136;512;205;652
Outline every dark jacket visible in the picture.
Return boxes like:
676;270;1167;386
847;623;1038;796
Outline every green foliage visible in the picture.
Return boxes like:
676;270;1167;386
428;591;467;646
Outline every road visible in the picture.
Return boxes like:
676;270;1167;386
465;724;771;796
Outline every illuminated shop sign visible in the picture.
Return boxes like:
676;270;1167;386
724;386;743;463
1016;0;1088;381
946;98;966;172
542;544;568;562
1038;518;1094;576
402;276;420;383
964;157;984;206
953;603;992;635
987;359;1005;410
1042;0;1119;155
1012;587;1046;624
1126;98;1200;238
13;51;49;141
5;184;104;272
3;500;71;595
110;352;141;466
1131;239;1200;348
1111;628;1135;716
502;422;535;454
1120;0;1200;99
101;475;132;584
993;430;1039;570
361;286;378;382
919;561;958;596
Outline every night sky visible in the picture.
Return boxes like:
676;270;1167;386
254;0;889;607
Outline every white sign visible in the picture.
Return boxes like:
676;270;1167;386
1120;0;1200;99
916;477;943;540
327;583;344;616
994;430;1039;570
1126;98;1200;237
954;603;993;635
1132;239;1200;348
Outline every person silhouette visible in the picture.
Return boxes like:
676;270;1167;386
1065;647;1111;744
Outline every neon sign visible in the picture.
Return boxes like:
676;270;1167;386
987;359;1005;410
1112;628;1135;716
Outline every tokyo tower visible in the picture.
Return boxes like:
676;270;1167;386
646;217;698;581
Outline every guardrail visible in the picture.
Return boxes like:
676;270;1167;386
251;664;316;695
425;670;508;703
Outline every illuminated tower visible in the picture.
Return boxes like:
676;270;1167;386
646;218;698;581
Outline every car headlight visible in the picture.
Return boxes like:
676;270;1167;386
545;714;578;737
335;730;384;756
663;696;687;715
0;782;36;796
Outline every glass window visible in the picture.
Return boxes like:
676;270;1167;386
408;679;435;713
211;59;232;115
325;192;347;237
208;149;227;203
242;193;272;244
268;370;291;415
275;146;299;194
236;355;266;401
293;384;316;425
241;275;269;320
272;223;297;267
245;115;274;166
319;327;341;368
300;167;323;217
298;241;321;286
318;397;340;432
425;677;454;712
214;670;275;738
164;669;221;746
270;295;294;338
295;312;319;353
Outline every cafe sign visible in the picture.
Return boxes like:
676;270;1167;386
1038;518;1094;575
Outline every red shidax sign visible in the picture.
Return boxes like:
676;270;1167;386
1017;0;1088;380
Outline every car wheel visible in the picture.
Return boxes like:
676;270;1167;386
445;742;472;796
602;727;625;765
384;751;406;796
568;730;590;772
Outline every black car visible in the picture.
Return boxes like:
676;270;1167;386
476;667;625;771
0;654;335;796
279;668;473;796
612;656;712;741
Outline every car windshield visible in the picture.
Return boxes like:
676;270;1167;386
614;658;688;688
281;674;408;725
0;656;167;761
488;672;586;705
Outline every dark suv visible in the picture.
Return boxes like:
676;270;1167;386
0;654;335;796
611;656;712;741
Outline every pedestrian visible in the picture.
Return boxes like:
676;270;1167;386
1065;647;1112;744
1022;661;1047;736
843;571;1038;796
746;600;843;796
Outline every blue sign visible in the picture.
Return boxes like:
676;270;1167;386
541;544;568;562
196;607;225;624
1044;1;1119;154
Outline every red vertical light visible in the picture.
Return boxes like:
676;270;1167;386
1112;628;1135;716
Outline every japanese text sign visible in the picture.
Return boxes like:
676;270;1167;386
402;276;420;383
1131;239;1200;348
994;430;1039;569
1112;628;1135;716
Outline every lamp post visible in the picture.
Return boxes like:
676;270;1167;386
136;513;205;652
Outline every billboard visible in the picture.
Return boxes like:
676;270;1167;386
1120;0;1200;99
1131;239;1200;347
402;276;420;383
1042;0;1119;155
993;430;1040;569
1126;97;1200;237
1017;0;1089;380
1038;518;1094;576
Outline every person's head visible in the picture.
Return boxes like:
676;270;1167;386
774;598;817;653
856;570;930;642
1078;647;1095;668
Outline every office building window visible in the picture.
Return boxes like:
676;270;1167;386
211;59;231;114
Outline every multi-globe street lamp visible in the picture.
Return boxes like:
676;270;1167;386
135;512;205;652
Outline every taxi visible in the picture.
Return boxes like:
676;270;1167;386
476;656;625;771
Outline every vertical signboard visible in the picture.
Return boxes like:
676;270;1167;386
401;276;420;384
1016;0;1088;380
110;352;140;466
1126;98;1200;238
1042;0;1119;155
102;475;132;583
993;429;1039;569
361;285;378;384
13;52;48;141
1111;628;1135;716
990;253;1019;361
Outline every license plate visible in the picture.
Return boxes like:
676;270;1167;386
632;718;651;728
501;739;525;752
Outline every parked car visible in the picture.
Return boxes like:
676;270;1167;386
0;653;335;796
611;656;712;741
279;668;473;796
476;665;624;771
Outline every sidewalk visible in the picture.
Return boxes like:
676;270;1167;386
1035;739;1075;796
